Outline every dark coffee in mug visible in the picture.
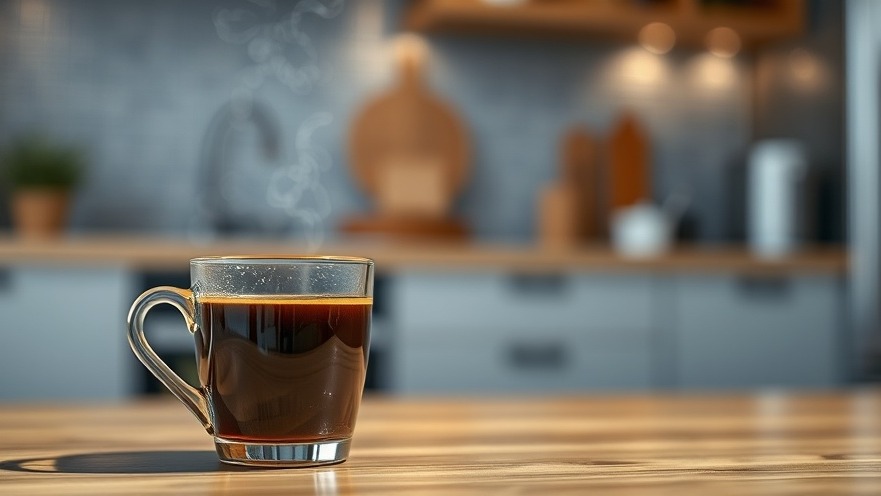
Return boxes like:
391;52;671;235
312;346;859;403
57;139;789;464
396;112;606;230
196;296;372;443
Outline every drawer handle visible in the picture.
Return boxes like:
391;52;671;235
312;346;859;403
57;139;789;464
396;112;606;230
737;276;791;299
505;341;567;370
507;274;569;297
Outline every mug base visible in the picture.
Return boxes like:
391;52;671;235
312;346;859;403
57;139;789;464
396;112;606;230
214;437;350;467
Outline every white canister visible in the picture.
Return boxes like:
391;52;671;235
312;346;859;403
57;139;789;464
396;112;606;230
747;140;808;258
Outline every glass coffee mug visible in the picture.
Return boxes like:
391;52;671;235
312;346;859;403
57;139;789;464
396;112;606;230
127;256;373;467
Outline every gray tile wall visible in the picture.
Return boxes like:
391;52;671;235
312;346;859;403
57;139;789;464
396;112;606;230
0;0;836;242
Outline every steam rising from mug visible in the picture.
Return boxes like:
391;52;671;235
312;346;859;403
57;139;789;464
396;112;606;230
266;112;334;250
208;0;346;249
213;0;345;95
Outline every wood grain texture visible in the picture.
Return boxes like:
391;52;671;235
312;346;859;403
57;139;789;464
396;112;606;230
0;235;847;274
1;391;880;495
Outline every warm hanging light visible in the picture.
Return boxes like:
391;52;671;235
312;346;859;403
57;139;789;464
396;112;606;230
706;27;741;58
789;48;819;84
392;33;428;66
638;22;676;55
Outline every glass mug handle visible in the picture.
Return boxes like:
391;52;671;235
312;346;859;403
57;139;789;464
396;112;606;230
127;286;213;434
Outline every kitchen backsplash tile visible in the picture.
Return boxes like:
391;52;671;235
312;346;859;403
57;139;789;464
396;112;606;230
0;0;840;242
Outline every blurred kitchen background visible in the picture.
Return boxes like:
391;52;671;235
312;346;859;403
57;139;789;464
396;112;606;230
0;0;876;400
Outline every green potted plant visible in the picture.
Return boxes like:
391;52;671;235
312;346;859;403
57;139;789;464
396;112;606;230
2;136;84;238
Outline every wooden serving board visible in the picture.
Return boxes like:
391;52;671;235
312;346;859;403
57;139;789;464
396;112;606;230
608;113;650;209
348;81;470;200
538;125;603;246
562;125;602;239
347;45;470;233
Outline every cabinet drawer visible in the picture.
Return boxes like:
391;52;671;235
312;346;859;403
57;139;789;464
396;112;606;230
393;337;651;394
392;273;654;342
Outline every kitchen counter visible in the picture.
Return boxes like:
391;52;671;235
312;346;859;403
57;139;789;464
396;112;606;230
0;234;847;274
1;391;879;494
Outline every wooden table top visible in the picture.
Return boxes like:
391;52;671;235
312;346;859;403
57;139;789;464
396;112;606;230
2;391;880;495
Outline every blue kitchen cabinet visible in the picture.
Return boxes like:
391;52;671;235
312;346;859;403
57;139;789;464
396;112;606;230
0;266;136;400
388;272;656;394
670;274;844;389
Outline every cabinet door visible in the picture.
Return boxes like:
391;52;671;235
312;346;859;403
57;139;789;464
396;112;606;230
389;272;654;394
0;267;135;400
672;275;842;389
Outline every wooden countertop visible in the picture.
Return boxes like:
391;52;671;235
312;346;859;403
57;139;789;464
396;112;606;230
1;391;880;494
0;234;847;274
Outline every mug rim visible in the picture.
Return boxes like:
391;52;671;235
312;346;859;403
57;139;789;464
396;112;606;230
190;255;373;266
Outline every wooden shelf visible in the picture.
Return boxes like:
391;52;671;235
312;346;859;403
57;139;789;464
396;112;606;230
405;0;805;49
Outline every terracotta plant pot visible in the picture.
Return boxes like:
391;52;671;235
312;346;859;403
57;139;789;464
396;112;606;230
11;189;71;238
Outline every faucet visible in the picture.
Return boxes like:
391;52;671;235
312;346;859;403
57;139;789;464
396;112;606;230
195;97;281;235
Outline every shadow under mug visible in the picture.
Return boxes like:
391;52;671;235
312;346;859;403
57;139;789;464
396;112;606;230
127;256;374;467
